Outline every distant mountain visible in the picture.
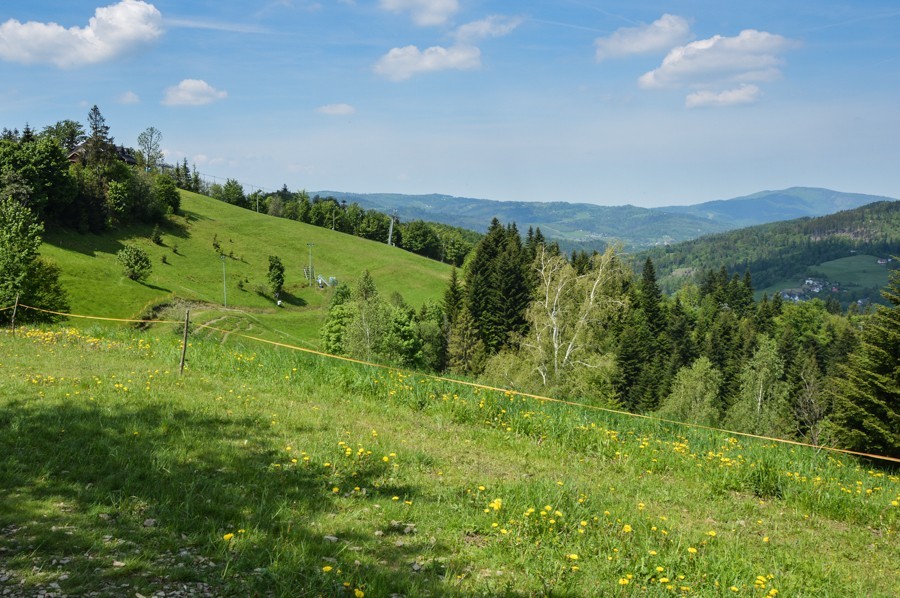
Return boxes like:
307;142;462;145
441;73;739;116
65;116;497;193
654;187;893;228
313;187;897;250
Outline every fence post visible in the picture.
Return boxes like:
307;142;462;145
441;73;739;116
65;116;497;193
10;293;19;337
179;308;190;375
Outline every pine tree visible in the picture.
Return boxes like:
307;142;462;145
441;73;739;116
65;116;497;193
829;267;900;458
464;218;506;352
443;267;463;326
448;306;486;375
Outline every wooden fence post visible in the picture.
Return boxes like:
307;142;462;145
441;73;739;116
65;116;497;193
10;293;19;337
179;308;190;375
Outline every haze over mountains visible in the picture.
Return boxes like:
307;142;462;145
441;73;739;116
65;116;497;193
315;187;896;249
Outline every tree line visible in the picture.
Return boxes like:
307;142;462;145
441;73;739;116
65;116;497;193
1;107;185;323
323;218;898;458
2;107;181;233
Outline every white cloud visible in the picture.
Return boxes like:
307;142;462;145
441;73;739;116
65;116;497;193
595;14;692;62
118;90;140;104
639;29;792;90
379;0;459;26
0;0;162;68
455;15;522;43
374;44;480;81
685;84;761;109
317;103;355;116
162;79;227;106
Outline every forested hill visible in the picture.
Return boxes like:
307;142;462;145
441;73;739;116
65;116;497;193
642;200;900;293
314;187;895;250
655;187;891;228
314;191;726;250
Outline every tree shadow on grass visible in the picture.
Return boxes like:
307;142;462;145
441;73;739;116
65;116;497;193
0;399;462;597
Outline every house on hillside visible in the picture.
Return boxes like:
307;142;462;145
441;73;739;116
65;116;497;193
66;142;137;166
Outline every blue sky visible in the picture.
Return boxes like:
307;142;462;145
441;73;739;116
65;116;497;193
1;1;898;207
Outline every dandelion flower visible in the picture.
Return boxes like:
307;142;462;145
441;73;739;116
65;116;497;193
688;547;697;554
223;533;234;541
355;590;365;598
322;565;333;573
622;524;632;533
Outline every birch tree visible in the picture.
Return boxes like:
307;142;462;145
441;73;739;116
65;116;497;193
521;244;629;392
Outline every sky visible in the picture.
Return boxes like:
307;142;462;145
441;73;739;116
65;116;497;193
1;0;899;207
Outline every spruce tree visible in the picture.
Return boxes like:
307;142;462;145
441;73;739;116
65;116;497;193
830;267;900;458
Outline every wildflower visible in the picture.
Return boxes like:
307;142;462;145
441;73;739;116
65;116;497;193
322;566;333;573
618;578;629;585
659;578;670;583
223;533;234;541
688;547;697;554
622;524;632;533
566;554;579;561
355;590;365;598
707;530;717;537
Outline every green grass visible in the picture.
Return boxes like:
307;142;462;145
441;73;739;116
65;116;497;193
759;254;891;298
1;324;898;596
806;254;893;289
37;191;452;346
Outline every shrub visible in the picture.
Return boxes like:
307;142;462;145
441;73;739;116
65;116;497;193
116;244;152;282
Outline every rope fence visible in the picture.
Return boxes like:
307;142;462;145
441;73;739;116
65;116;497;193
9;302;900;465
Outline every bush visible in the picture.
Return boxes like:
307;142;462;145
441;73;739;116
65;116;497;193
116;244;152;282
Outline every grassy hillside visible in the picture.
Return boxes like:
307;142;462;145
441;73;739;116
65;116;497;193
38;191;452;345
1;325;897;596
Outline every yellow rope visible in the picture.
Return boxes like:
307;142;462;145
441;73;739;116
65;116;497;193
11;306;900;464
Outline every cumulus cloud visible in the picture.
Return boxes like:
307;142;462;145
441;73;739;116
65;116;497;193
639;29;792;90
118;90;140;104
317;103;355;116
379;0;459;26
162;79;227;106
595;14;692;62
455;15;522;43
0;0;162;68
374;44;480;81
685;84;761;108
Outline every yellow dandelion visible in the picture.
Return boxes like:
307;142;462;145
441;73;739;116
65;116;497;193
355;590;365;598
223;533;234;541
688;547;697;554
622;524;633;533
322;566;333;573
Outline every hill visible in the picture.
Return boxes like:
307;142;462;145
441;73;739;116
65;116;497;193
1;325;897;596
38;190;452;345
655;187;891;228
314;187;896;250
641;200;900;299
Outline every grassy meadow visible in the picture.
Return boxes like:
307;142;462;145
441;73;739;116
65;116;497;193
37;191;452;347
1;324;897;596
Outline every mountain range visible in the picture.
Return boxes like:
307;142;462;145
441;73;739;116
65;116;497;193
313;187;896;250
